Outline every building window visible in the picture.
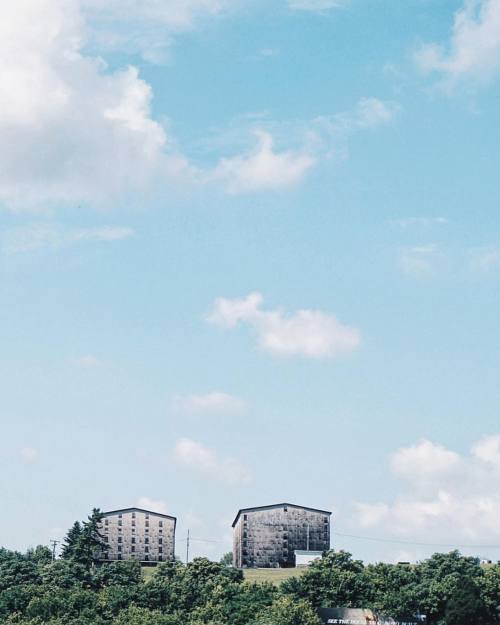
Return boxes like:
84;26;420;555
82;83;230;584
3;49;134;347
132;520;136;526
158;538;162;545
131;546;135;553
132;512;136;518
159;528;163;534
243;514;248;521
105;519;109;525
118;514;122;519
118;545;122;552
104;536;109;543
118;537;122;543
159;547;163;553
132;537;136;544
284;506;288;512
145;513;149;519
104;553;109;559
118;554;122;560
145;546;149;553
145;537;149;544
118;520;122;526
145;555;149;561
145;521;149;527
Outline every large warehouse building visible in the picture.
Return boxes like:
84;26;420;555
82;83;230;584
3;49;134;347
99;507;176;564
232;502;331;568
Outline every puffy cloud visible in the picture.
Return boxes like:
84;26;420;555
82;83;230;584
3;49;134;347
207;292;361;359
0;0;180;212
472;434;500;466
173;438;252;485
415;0;500;85
173;391;248;415
20;447;38;463
136;496;169;515
390;439;462;483
355;435;500;547
213;131;315;194
1;223;134;255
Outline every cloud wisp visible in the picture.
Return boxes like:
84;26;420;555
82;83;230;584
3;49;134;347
207;292;361;359
173;391;248;416
173;438;252;486
1;224;135;256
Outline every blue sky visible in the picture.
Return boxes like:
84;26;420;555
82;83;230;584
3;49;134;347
2;0;500;564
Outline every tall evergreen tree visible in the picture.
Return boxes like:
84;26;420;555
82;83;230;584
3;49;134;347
73;508;108;568
60;521;83;560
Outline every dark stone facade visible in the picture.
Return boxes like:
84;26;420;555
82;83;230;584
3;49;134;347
232;503;331;568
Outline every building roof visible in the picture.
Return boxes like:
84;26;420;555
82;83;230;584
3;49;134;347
232;503;331;527
102;507;176;524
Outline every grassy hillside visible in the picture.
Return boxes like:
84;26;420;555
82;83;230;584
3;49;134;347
142;565;305;586
243;568;306;585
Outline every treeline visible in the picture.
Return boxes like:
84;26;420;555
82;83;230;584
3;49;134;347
0;512;499;625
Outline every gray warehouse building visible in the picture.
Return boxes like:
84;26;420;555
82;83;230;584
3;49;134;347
99;507;176;564
232;503;331;568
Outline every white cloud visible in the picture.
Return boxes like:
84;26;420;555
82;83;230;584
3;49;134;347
415;0;500;85
391;439;462;483
0;0;185;212
399;245;445;278
173;437;252;485
82;0;233;63
137;496;169;515
472;434;500;466
71;355;102;369
289;0;344;12
207;292;361;359
1;223;134;255
315;97;399;135
20;447;38;463
212;131;316;194
173;391;248;415
355;435;500;547
390;217;448;229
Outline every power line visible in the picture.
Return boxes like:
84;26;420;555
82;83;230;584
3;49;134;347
333;530;500;550
50;539;59;561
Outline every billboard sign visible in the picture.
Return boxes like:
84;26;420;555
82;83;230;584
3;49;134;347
317;608;426;625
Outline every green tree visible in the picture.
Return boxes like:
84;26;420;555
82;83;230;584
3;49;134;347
444;577;490;625
61;522;83;560
73;509;108;569
282;550;370;608
253;596;322;625
220;552;233;567
365;562;420;617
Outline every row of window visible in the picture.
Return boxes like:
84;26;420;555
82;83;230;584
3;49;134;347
103;554;165;561
105;519;165;527
116;545;164;553
106;536;164;544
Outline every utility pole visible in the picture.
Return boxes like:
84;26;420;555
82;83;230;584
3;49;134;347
50;539;59;561
186;529;190;564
